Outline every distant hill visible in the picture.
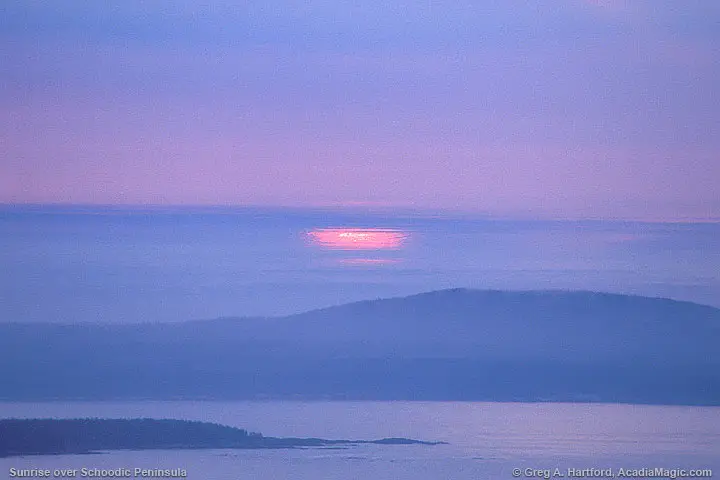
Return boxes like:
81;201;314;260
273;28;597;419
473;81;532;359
0;418;435;458
1;289;718;404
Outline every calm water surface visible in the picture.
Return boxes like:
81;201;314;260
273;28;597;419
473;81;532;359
2;206;719;323
1;401;718;479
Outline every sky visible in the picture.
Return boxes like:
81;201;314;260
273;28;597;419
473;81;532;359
1;0;719;221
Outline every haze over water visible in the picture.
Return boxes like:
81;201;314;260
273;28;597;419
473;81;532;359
1;205;718;324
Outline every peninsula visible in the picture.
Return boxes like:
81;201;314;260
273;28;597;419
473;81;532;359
0;418;438;458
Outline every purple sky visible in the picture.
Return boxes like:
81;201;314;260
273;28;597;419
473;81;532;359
1;1;718;221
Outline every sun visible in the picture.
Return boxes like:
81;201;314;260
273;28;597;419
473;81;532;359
307;228;408;251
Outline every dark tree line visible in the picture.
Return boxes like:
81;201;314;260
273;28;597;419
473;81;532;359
0;418;260;457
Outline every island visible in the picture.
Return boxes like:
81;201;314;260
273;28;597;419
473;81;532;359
3;290;719;406
0;418;441;458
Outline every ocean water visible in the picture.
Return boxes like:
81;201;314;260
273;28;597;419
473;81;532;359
2;207;719;478
1;205;719;324
0;401;718;479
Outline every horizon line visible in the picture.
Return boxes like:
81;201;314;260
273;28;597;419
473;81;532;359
1;202;719;225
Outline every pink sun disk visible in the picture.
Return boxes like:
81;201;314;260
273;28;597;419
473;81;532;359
308;228;408;251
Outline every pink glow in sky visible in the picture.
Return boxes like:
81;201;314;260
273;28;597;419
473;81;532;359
1;1;719;221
